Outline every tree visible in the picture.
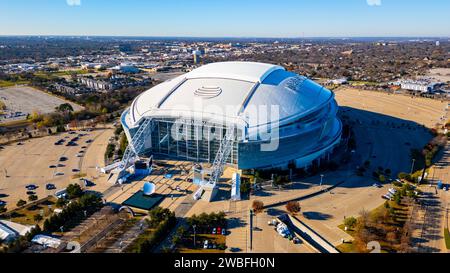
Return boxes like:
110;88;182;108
286;201;301;215
66;183;83;199
55;198;67;208
56;103;74;113
240;178;251;195
252;200;264;229
33;214;43;223
17;199;27;207
252;200;264;214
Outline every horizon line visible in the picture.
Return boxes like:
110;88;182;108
0;34;449;40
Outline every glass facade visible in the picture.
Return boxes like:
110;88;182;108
148;118;239;165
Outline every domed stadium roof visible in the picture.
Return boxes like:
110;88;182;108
126;62;334;128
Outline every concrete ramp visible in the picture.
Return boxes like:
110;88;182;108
280;214;340;253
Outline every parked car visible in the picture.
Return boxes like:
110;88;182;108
72;169;80;172
217;227;222;235
382;195;393;201
388;188;397;195
25;184;37;190
57;164;65;167
0;200;6;206
211;228;217;235
49;165;56;169
86;139;93;143
46;184;56;190
203;240;209;249
59;156;68;162
81;178;95;187
293;237;301;244
373;183;382;188
221;228;227;236
55;172;64;176
26;191;36;195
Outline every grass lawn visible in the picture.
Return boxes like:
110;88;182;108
35;70;89;79
336;242;358;253
0;80;30;88
445;228;450;250
52;69;89;76
349;81;380;86
337;200;410;253
1;197;57;226
177;234;226;253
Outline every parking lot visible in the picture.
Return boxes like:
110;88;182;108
0;127;114;209
0;86;83;124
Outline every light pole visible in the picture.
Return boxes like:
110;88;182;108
192;225;196;248
320;174;324;190
410;159;416;175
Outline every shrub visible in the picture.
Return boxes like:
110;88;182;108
28;195;38;202
344;217;357;229
16;199;27;207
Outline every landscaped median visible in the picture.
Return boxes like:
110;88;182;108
337;197;416;253
445;228;450;250
124;207;177;253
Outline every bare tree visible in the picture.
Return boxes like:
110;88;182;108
252;200;264;229
286;201;301;215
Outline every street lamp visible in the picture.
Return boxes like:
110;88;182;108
410;159;416;174
320;174;324;187
192;225;197;248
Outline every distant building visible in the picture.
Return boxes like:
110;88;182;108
193;50;202;64
391;79;444;93
326;78;348;85
111;63;140;74
0;220;34;243
79;77;114;91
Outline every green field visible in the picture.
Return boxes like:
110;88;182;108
33;69;88;80
0;80;29;88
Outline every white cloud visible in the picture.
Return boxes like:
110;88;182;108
66;0;81;6
367;0;382;6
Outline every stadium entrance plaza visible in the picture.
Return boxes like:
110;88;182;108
1;88;448;253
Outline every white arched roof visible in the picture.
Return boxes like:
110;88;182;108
126;62;334;128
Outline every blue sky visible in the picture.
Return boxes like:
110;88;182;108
0;0;449;37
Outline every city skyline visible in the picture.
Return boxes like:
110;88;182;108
0;0;449;37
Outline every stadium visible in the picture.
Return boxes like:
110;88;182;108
120;62;342;174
